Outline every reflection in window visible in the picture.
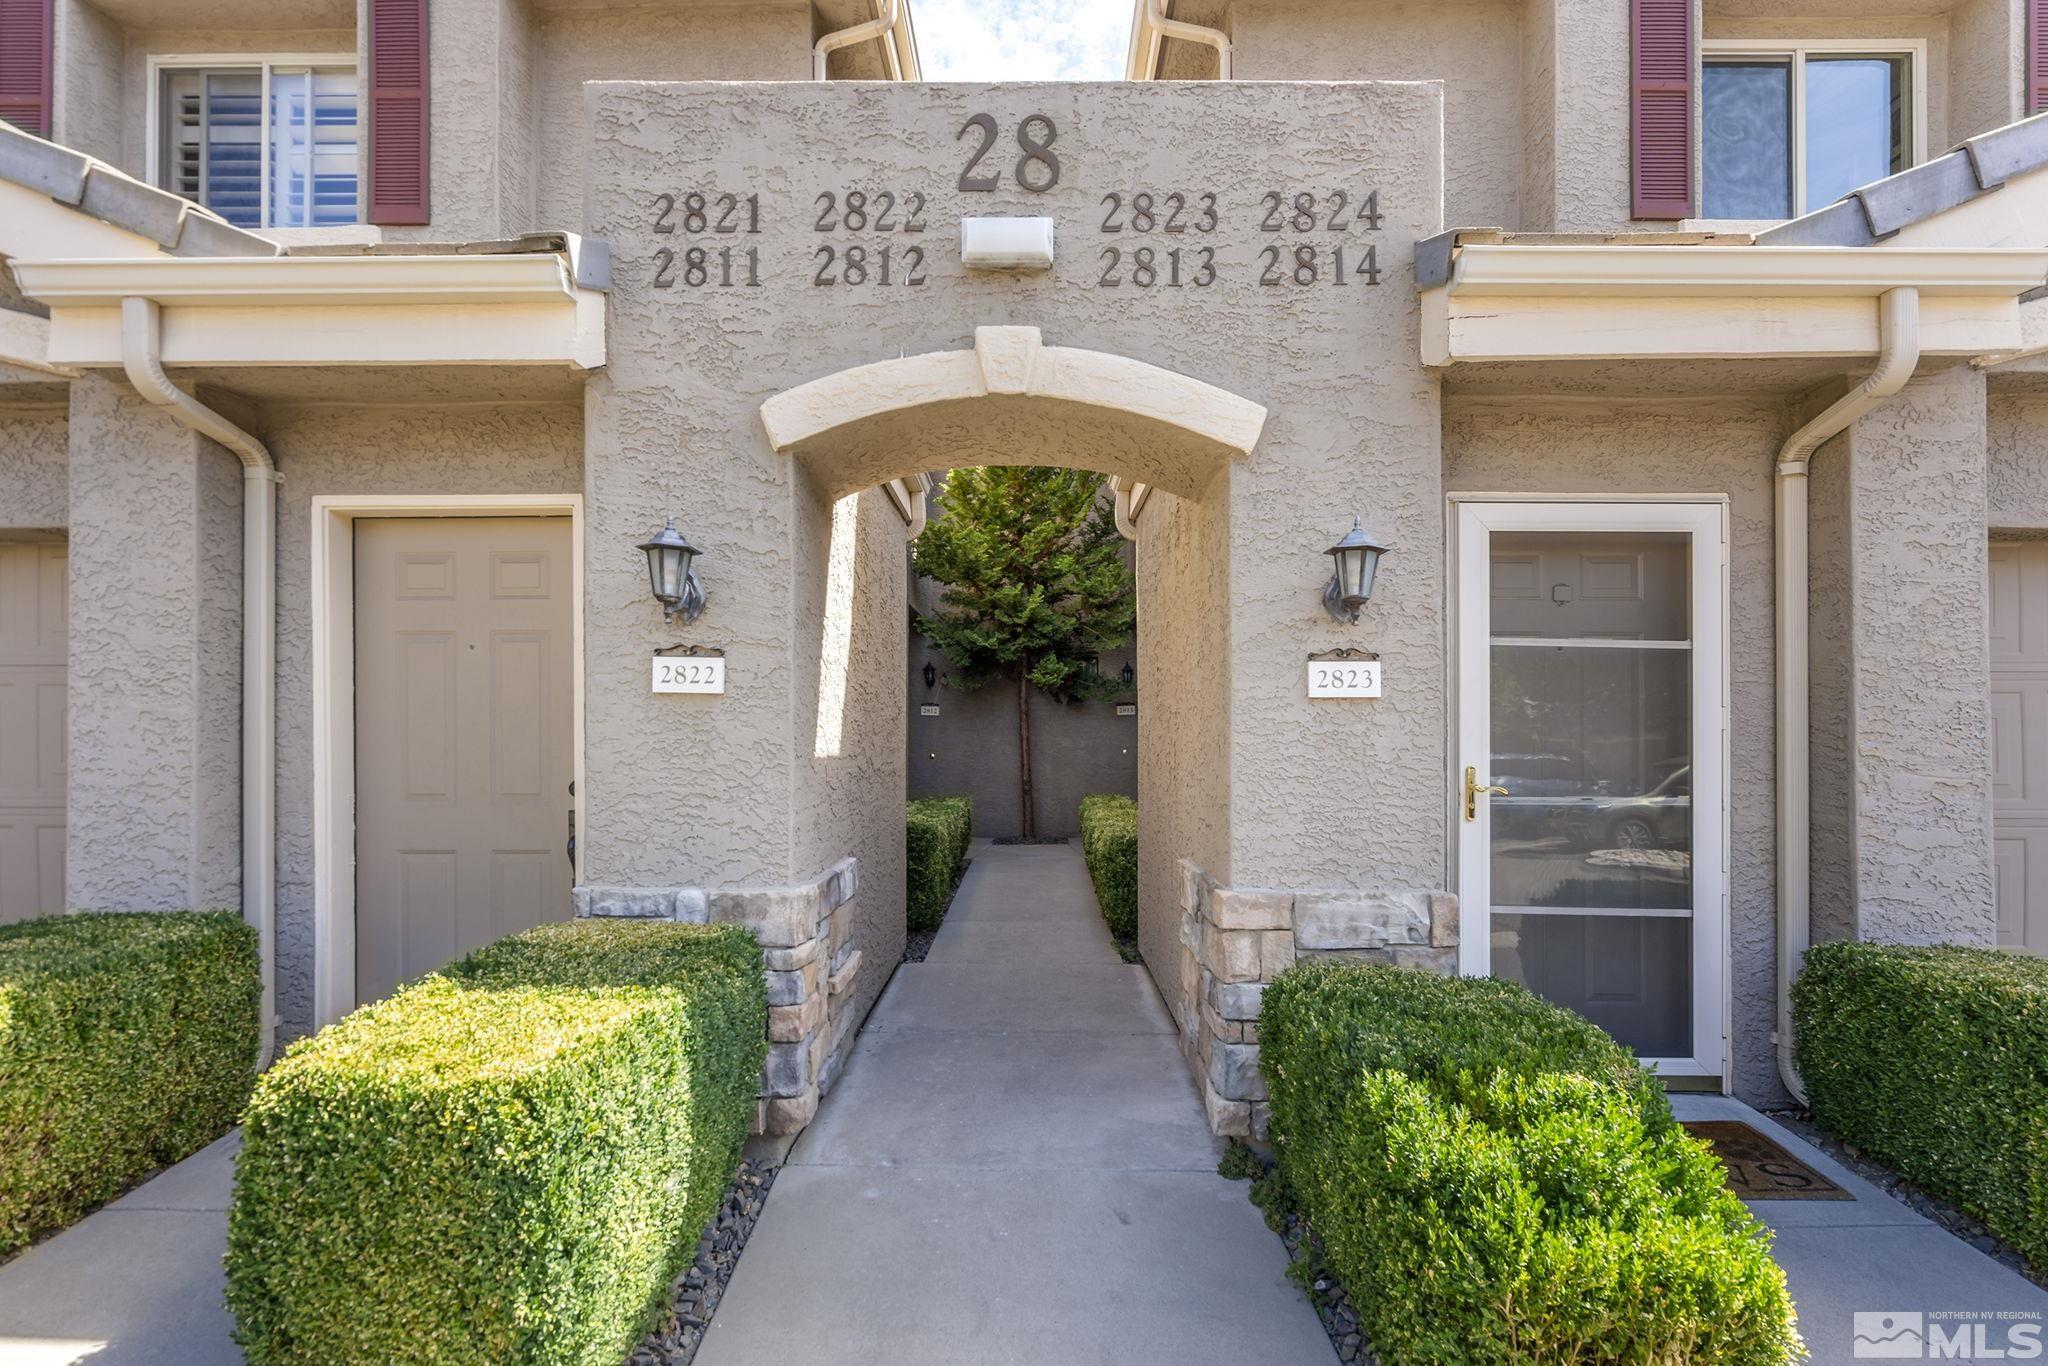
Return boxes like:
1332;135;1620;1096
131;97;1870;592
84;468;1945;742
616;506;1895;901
1703;47;1912;220
161;64;359;228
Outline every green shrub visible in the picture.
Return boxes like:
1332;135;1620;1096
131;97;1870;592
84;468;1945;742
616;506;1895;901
1078;794;1138;940
0;910;259;1256
227;920;766;1366
1794;942;2048;1272
1261;961;1801;1365
907;794;972;932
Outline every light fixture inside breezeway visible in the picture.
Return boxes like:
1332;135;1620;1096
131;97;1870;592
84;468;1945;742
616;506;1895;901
1323;518;1390;625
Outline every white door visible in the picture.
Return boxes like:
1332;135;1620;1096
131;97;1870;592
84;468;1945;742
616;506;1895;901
1989;541;2048;953
0;537;66;924
1454;501;1727;1079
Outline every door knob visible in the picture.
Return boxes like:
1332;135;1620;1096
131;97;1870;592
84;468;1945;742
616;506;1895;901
1463;765;1508;822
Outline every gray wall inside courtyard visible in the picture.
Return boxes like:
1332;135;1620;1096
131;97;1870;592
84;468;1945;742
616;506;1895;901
906;628;1137;839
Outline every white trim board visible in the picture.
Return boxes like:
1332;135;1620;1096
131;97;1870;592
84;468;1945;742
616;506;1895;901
310;494;586;1029
1449;497;1733;1085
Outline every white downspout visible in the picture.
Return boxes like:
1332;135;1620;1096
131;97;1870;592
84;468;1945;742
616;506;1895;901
120;296;279;1069
1142;0;1232;78
1772;285;1920;1105
814;0;902;80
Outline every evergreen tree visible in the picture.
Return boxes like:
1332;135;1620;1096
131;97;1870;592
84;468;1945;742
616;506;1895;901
914;467;1136;837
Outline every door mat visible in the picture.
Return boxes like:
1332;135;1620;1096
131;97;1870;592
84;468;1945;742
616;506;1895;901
1680;1120;1853;1200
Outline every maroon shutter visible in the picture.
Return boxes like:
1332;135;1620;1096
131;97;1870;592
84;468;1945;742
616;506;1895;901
0;0;53;140
2031;0;2048;114
1631;0;1694;219
368;0;428;225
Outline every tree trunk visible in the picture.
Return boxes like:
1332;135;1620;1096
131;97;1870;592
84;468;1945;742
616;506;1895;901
1017;669;1035;838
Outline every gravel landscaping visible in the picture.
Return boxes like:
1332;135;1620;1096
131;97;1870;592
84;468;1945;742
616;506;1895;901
1765;1108;2046;1290
627;1158;778;1365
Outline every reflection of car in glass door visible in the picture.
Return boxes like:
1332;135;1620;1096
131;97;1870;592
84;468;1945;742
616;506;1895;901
1603;762;1690;851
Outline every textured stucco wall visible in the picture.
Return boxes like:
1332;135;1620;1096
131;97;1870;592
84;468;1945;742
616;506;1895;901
267;398;583;1037
1989;390;2048;530
789;478;908;1041
532;3;811;233
1808;391;1855;950
64;375;243;914
0;408;69;530
1227;0;1522;230
1137;476;1234;994
1949;0;2023;141
382;0;536;242
584;81;1446;1035
1838;365;1997;945
53;0;124;167
1548;0;1635;230
907;629;1138;839
1444;394;1788;1102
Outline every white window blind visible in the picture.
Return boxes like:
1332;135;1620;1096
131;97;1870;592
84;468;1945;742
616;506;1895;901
160;63;358;228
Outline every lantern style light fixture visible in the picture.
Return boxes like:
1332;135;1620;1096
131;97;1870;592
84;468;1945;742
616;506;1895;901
1323;517;1390;625
923;661;938;690
1120;661;1135;689
638;516;706;624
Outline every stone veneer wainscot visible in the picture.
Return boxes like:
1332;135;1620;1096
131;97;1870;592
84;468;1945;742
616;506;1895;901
1177;859;1459;1138
576;857;863;1135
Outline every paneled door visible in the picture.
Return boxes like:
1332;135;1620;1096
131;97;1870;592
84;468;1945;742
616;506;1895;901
1454;501;1727;1078
1990;540;2048;953
0;537;66;923
354;517;574;1003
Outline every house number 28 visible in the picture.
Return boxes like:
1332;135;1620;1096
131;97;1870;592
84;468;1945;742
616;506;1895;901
956;113;1060;193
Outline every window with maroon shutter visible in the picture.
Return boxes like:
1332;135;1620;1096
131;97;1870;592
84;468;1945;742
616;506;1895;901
1632;0;1694;219
0;0;53;140
368;0;428;225
2031;0;2048;114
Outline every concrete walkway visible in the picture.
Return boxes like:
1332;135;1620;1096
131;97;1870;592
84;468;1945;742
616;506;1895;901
696;840;1336;1366
1670;1095;2048;1365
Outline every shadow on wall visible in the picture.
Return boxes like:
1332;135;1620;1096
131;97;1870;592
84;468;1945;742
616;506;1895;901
906;627;1137;839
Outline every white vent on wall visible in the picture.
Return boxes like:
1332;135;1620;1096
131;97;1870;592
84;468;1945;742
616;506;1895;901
959;217;1056;270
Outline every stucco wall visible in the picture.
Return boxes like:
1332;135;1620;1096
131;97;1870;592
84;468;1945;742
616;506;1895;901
53;0;124;167
1838;365;1997;945
1137;477;1234;993
1989;389;2048;530
531;3;811;232
1227;0;1521;230
907;629;1138;839
267;397;584;1037
789;478;908;1043
583;80;1446;1038
1443;393;1787;1101
64;375;244;915
0;408;69;530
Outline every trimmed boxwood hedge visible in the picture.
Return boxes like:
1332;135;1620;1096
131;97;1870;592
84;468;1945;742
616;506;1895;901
1794;941;2048;1272
0;909;260;1257
1261;961;1802;1365
1078;794;1138;940
907;795;972;932
226;919;766;1366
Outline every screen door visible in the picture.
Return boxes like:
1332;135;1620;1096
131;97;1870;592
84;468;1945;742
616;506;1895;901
1454;501;1725;1078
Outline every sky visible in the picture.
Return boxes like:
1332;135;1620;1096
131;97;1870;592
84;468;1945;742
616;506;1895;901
913;0;1132;80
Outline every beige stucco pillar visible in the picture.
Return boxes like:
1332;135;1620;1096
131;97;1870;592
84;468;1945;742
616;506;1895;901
1949;0;2026;143
51;0;124;171
1811;364;1997;946
1526;0;1635;232
63;374;245;911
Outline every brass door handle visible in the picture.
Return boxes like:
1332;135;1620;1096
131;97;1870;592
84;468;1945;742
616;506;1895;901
1463;765;1508;821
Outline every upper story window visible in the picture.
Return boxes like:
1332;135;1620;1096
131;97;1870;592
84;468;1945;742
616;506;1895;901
154;60;360;229
1701;40;1923;220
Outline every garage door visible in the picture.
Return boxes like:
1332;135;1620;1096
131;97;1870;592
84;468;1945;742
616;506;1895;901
1990;541;2048;953
354;516;575;1002
0;537;66;924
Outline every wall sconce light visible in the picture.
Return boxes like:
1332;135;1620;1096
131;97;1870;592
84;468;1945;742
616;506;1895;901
638;516;706;624
923;661;938;690
1323;517;1390;625
1120;661;1135;689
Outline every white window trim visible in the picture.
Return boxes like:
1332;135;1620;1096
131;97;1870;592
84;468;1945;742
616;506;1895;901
144;53;360;230
310;494;587;1029
1693;36;1929;227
